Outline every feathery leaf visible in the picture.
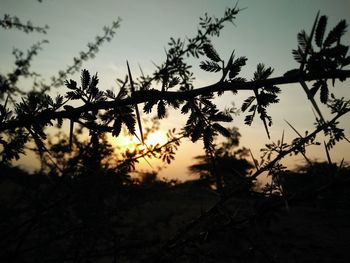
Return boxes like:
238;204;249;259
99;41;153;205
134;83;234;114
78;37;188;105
292;48;304;63
157;100;166;119
143;100;157;114
324;19;347;47
212;123;230;137
181;101;191;114
203;126;214;150
200;60;221;72
203;43;221;62
81;69;90;90
65;79;77;90
209;112;232;122
241;96;255;112
121;109;136;134
315;15;327;47
89;73;99;90
310;80;322;97
244;114;254;126
297;30;309;51
191;123;203;142
253;63;274;80
112;118;122;137
320;81;329;104
229;56;247;79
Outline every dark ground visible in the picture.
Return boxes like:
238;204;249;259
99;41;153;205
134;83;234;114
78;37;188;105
1;166;350;262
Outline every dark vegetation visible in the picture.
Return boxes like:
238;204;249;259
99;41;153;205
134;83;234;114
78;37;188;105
1;161;350;262
1;2;350;262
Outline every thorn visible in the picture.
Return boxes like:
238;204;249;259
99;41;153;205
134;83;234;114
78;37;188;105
132;133;142;145
343;135;350;144
138;63;145;78
280;130;285;152
4;94;9;109
143;156;153;169
262;119;271;140
221;50;235;82
284;119;302;137
249;148;259;171
299;11;320;72
127;61;144;145
69;119;74;150
323;141;333;166
299;80;326;123
284;119;312;164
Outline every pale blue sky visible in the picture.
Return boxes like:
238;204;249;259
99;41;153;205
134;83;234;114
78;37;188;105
1;0;350;179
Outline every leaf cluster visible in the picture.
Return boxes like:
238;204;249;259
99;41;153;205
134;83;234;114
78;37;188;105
293;15;350;104
65;69;105;104
320;120;348;150
182;95;233;153
241;64;280;137
200;45;247;84
199;6;240;37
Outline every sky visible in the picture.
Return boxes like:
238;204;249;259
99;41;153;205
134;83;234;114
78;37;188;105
1;0;350;180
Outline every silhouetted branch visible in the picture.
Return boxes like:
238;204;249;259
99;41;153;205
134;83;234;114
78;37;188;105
1;69;349;132
0;40;48;100
0;14;48;34
249;108;350;181
44;18;121;90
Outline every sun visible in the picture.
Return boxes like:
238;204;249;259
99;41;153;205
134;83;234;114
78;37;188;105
112;130;168;153
144;131;168;147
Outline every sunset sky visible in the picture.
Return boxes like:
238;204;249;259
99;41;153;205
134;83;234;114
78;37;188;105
1;0;350;180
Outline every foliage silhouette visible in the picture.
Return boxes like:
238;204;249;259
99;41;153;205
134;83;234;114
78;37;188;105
189;127;253;192
1;2;350;263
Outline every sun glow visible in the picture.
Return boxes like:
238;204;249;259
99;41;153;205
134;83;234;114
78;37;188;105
113;130;168;153
145;131;168;147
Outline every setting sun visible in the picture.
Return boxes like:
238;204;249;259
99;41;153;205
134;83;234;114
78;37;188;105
145;131;168;147
112;130;168;153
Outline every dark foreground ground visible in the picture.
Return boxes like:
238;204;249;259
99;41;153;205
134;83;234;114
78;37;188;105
1;166;350;262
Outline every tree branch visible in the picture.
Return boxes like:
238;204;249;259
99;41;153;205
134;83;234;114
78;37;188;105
1;69;349;132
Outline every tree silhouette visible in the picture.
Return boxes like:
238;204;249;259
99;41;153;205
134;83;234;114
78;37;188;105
189;127;253;191
1;2;350;262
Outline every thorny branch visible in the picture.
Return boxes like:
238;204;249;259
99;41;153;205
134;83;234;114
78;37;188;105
1;69;349;132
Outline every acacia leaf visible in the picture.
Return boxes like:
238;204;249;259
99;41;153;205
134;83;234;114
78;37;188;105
315;15;327;47
203;43;221;62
